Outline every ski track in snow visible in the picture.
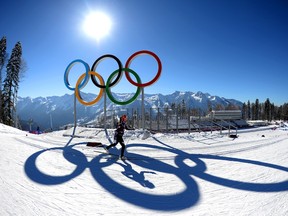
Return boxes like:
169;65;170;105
1;124;288;215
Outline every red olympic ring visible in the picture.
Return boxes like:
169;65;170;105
125;50;162;88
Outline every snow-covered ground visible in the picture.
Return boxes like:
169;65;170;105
1;123;288;215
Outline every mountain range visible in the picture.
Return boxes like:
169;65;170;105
16;91;242;131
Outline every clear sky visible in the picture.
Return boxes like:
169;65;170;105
1;0;287;105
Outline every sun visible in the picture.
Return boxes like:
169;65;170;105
83;11;112;41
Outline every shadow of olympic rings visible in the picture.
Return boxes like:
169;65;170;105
24;141;288;211
24;145;88;185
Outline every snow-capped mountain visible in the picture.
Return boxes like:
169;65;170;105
16;91;242;131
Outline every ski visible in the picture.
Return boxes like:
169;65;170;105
87;142;134;160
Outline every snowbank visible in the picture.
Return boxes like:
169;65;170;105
0;123;288;215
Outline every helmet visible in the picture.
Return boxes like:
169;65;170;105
121;115;127;122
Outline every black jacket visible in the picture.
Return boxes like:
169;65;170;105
114;122;133;137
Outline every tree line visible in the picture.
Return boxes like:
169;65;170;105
169;98;288;121
242;99;288;121
169;99;241;117
0;36;25;127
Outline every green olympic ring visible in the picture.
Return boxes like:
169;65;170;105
106;68;142;105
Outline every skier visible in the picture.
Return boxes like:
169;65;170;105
104;115;134;160
36;126;40;134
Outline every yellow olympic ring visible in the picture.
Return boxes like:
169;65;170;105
75;71;104;106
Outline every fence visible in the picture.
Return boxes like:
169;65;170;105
88;107;239;135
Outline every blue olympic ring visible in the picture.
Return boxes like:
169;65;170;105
64;59;90;91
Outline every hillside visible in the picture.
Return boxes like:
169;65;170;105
16;91;242;131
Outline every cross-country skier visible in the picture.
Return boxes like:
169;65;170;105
104;115;134;160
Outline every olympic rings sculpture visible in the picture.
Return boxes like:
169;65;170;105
64;50;162;106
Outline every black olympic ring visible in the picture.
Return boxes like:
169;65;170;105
91;54;123;88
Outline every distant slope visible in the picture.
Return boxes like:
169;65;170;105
16;91;242;131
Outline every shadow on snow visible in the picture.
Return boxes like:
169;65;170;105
24;137;288;211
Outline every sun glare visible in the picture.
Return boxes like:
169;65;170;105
83;11;112;41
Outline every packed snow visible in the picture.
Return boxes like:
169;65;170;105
1;123;288;215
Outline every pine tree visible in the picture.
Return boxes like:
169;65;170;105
283;103;288;121
251;102;255;120
264;98;271;121
207;101;212;112
255;99;260;120
171;102;176;114
181;99;187;117
0;36;7;122
0;36;7;81
2;42;22;126
247;100;251;120
270;103;276;121
176;103;181;117
241;102;247;119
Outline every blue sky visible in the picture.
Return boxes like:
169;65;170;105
1;0;287;105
